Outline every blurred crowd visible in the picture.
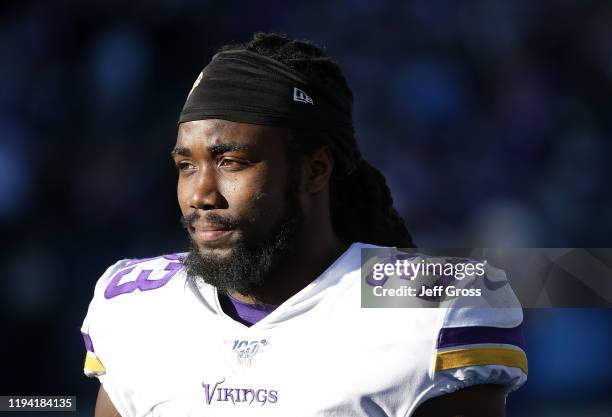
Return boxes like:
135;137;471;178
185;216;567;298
1;1;611;415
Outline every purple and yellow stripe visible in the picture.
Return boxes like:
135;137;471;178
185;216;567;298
81;332;106;376
435;324;528;374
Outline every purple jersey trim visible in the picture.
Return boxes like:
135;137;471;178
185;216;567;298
437;323;526;351
226;295;278;325
81;332;95;353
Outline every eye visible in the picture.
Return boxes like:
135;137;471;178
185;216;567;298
218;158;246;169
175;160;196;173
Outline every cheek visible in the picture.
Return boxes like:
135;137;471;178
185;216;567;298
176;177;192;215
221;169;286;218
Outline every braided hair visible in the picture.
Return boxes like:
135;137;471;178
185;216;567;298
217;33;415;248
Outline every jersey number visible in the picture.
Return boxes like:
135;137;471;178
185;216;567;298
104;255;183;299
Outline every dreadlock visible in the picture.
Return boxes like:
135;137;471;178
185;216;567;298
217;33;415;248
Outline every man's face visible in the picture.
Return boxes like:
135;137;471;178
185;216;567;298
173;119;303;294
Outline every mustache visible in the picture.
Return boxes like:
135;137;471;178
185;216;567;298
180;212;240;230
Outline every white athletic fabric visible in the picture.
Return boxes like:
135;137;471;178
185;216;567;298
81;243;527;417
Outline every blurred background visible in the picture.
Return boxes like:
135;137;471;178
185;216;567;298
1;0;611;416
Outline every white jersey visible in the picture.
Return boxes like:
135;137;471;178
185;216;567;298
81;243;527;417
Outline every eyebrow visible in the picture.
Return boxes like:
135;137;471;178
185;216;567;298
170;146;190;157
170;143;251;158
208;143;250;156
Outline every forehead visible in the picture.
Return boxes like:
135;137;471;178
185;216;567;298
176;119;289;150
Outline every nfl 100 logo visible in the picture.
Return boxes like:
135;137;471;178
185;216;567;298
231;339;268;366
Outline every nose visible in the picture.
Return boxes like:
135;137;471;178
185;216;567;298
188;165;227;210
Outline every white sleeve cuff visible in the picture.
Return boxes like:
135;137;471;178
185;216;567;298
433;364;527;396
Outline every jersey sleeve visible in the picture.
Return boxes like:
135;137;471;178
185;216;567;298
80;259;130;380
79;255;186;417
431;260;528;397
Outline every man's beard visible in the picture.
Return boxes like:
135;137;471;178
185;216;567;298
181;178;304;295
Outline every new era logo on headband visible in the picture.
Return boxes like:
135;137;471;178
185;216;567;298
187;72;203;99
293;87;314;105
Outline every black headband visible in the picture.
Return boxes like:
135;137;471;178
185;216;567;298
178;50;353;131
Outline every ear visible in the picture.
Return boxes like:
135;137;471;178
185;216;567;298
304;146;334;194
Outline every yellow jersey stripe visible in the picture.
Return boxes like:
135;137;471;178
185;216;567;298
435;347;528;374
84;352;106;375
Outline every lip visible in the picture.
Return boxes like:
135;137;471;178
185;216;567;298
191;224;233;243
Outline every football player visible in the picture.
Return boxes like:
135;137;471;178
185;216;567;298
82;33;527;416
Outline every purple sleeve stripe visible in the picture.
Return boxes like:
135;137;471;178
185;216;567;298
81;332;95;353
437;324;526;351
